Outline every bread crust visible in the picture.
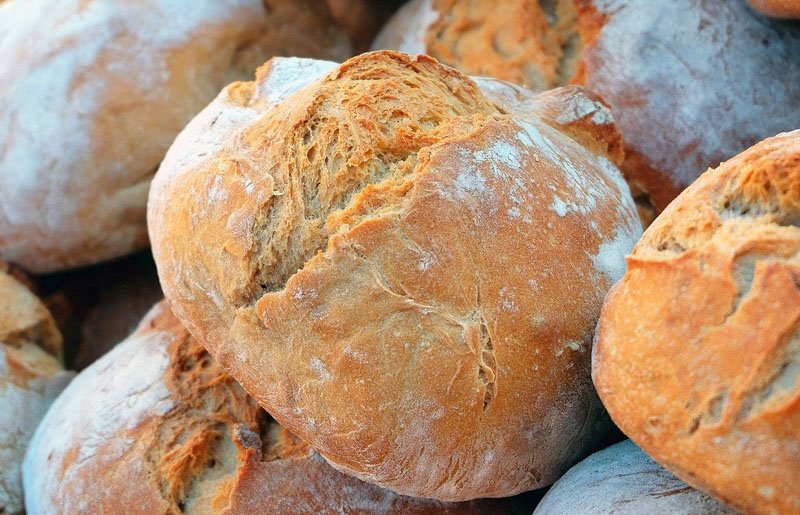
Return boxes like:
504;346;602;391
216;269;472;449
0;266;72;515
149;51;641;500
574;0;800;211
535;440;735;514
372;0;800;215
23;301;508;514
372;0;580;90
593;130;800;513
0;0;350;273
748;0;800;18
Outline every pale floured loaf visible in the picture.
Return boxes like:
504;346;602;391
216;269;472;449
372;0;800;215
149;51;641;500
535;440;735;514
0;265;73;515
593;130;800;514
22;301;508;514
0;0;350;273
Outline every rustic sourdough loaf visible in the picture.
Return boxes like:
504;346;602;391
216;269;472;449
0;0;350;273
535;440;735;514
593;130;800;514
372;0;800;215
23;301;507;514
149;51;641;500
0;264;73;515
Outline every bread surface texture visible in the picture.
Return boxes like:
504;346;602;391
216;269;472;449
0;266;72;515
149;51;640;500
535;440;735;514
372;0;580;90
593;130;800;514
22;301;506;514
0;0;350;273
372;0;800;214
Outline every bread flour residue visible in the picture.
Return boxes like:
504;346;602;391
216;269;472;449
256;57;339;108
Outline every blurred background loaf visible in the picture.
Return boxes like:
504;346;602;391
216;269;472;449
534;440;735;514
0;264;73;515
0;0;351;273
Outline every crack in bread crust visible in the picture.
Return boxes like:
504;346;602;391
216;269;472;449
150;51;640;501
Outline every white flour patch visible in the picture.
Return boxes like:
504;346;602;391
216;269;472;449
590;221;641;284
310;357;332;381
257;57;338;108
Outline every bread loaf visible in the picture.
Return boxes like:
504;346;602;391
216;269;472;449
372;0;800;214
0;266;73;514
534;440;735;514
149;51;641;500
0;0;350;273
748;0;800;17
23;301;508;514
593;130;800;513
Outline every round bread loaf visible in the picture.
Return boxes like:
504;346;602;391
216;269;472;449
534;440;735;514
149;51;641;500
593;130;800;513
0;265;73;515
0;0;350;274
372;0;800;213
23;301;507;514
749;0;800;17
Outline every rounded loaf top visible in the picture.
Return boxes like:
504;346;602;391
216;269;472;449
148;50;641;501
593;130;800;514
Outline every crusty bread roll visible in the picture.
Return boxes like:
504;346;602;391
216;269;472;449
0;265;73;515
593;130;800;513
534;440;735;514
749;0;800;17
372;0;800;213
23;301;507;514
0;0;350;274
149;51;641;500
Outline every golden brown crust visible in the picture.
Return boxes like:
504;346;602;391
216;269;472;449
372;0;580;90
23;301;508;514
593;130;800;514
0;0;350;273
748;0;800;18
149;51;641;500
373;0;800;217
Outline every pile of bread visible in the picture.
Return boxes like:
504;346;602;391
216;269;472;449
1;0;798;513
